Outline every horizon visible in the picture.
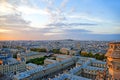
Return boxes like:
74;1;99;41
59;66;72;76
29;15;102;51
0;39;118;42
0;0;120;40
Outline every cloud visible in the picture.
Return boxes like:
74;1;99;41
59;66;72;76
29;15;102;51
0;29;12;33
60;0;69;9
0;0;48;16
42;27;91;36
66;29;91;33
68;14;103;23
63;29;92;38
0;14;31;31
44;0;73;24
44;32;63;36
0;0;32;30
43;28;64;36
44;0;98;28
0;0;20;15
17;6;48;15
46;22;97;27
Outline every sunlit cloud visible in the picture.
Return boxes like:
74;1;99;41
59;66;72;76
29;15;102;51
44;32;63;36
68;14;103;23
17;6;48;15
0;0;18;15
0;29;12;33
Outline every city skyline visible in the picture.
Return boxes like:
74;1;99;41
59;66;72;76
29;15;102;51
0;0;120;40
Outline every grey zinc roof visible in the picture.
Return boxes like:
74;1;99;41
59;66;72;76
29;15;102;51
14;66;44;79
85;66;104;71
52;74;91;80
69;66;82;74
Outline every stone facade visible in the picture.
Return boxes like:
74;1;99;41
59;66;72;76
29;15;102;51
0;54;26;76
105;42;120;80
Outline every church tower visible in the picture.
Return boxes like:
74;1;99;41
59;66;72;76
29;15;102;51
105;42;120;80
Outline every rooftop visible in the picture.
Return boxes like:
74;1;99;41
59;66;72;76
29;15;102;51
109;42;120;44
52;74;91;80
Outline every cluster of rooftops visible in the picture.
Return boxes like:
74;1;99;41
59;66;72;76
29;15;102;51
14;56;106;80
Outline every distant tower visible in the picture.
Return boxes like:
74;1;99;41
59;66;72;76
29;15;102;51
17;53;26;62
76;43;80;50
17;53;21;61
25;47;30;53
105;42;120;80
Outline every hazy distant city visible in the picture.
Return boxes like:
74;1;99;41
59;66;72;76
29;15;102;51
0;40;110;54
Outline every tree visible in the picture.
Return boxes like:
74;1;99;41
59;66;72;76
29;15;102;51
51;49;60;54
80;51;105;61
26;57;46;65
94;53;100;59
13;54;17;58
88;52;93;57
30;48;47;52
81;51;88;57
99;54;105;60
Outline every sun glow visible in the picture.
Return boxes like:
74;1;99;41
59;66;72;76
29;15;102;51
0;29;12;33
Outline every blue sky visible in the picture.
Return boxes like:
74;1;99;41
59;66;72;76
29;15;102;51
0;0;120;40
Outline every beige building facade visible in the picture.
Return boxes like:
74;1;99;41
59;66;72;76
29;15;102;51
105;42;120;80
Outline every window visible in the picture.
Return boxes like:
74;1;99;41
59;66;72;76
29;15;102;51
116;66;120;70
110;45;113;48
117;46;120;49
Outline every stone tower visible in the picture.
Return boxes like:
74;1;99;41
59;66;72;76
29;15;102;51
105;42;120;80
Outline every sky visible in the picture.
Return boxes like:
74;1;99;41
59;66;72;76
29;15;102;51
0;0;120;40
